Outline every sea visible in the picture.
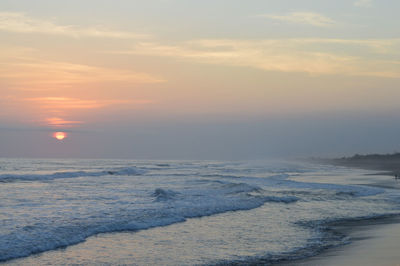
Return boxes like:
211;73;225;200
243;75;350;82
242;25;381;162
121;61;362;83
1;158;400;265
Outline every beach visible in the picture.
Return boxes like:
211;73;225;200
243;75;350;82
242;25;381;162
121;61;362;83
286;156;400;266
285;216;400;266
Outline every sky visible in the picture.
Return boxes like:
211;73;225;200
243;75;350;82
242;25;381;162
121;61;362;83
1;0;400;159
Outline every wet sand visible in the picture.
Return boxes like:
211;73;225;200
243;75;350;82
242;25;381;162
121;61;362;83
283;216;400;266
288;158;400;266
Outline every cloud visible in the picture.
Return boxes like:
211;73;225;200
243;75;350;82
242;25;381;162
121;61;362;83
259;12;336;27
354;0;373;8
25;97;152;110
45;117;83;128
114;38;400;78
0;46;165;88
23;97;154;128
0;12;150;39
25;97;107;110
0;46;159;129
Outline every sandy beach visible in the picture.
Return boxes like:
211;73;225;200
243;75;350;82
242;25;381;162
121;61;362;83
283;216;400;266
287;157;400;266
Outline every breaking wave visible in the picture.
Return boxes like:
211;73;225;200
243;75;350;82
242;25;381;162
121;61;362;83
0;167;145;182
152;188;180;201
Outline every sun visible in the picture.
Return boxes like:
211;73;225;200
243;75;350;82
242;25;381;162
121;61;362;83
53;132;67;140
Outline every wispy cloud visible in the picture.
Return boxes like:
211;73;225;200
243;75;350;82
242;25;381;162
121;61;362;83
25;97;152;110
0;47;165;88
45;117;83;128
114;38;400;77
0;12;150;39
0;46;160;129
354;0;373;8
25;97;107;110
23;97;154;128
259;12;336;27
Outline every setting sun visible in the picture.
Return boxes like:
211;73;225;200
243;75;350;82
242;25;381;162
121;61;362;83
53;132;67;140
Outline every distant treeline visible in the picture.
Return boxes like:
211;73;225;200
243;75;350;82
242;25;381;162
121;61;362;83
338;152;400;161
326;152;400;173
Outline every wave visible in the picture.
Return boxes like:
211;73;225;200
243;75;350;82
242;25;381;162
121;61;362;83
0;167;145;182
220;182;263;194
0;178;300;262
238;174;385;198
264;195;299;203
152;188;180;201
212;213;400;266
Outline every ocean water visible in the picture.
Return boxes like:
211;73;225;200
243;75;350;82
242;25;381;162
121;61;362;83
1;158;400;265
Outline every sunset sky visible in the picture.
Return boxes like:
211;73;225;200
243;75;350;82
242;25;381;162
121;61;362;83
1;0;400;159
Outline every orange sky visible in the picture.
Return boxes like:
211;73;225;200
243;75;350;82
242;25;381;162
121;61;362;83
1;0;400;158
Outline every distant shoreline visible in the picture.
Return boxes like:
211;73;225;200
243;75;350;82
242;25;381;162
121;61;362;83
317;153;400;176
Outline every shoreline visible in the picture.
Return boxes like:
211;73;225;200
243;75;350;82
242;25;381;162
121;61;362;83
317;153;400;177
281;159;400;266
281;215;400;266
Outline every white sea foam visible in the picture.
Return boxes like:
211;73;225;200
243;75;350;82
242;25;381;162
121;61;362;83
0;176;299;261
0;190;288;260
0;166;145;182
